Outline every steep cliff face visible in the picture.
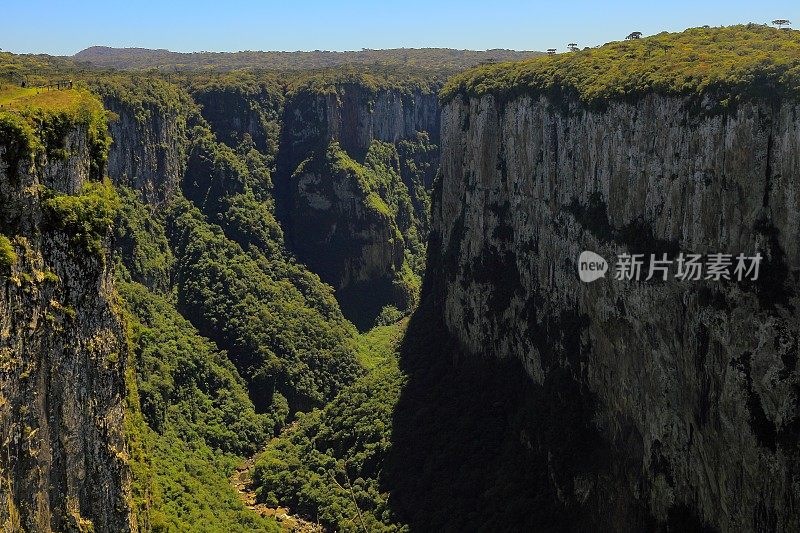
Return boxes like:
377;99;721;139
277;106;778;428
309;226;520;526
0;116;133;531
432;91;800;530
279;84;439;172
278;83;439;327
190;78;283;157
100;80;190;206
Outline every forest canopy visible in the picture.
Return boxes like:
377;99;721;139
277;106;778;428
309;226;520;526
441;25;800;104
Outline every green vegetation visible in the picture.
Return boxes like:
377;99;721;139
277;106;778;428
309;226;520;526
43;180;120;259
188;73;284;157
0;83;111;175
73;46;541;73
167;198;362;411
92;76;194;125
146;432;281;532
218;188;284;258
252;321;408;532
119;281;281;532
397;131;437;229
179;70;437;332
122;351;157;530
121;281;275;453
285;67;441;97
442;25;800;105
374;305;405;329
323;142;394;218
111;135;367;529
0;84;98;113
114;187;174;292
1;51;443;530
363;141;429;279
0;51;78;87
250;306;559;532
0;235;15;274
183;123;256;214
290;141;427;328
111;144;295;530
175;117;364;411
8;23;800;533
0;112;37;177
333;141;427;311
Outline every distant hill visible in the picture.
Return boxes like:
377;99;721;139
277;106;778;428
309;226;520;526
72;46;543;71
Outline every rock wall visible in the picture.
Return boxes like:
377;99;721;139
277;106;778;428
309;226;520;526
287;160;405;289
279;84;440;171
432;92;800;531
104;94;188;205
277;84;439;327
191;84;282;157
0;127;134;531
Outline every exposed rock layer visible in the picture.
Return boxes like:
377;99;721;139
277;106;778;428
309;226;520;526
432;92;800;531
277;85;439;327
0;128;134;531
104;94;187;206
279;84;440;172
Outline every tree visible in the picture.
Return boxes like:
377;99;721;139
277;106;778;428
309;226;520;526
626;31;642;40
546;48;557;55
772;19;791;29
567;43;579;52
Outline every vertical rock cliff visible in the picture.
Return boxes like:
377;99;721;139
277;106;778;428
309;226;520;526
189;76;283;158
431;29;800;531
277;82;440;327
97;78;190;207
0;104;133;531
278;83;440;171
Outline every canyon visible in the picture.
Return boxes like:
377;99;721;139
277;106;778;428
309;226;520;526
1;24;799;532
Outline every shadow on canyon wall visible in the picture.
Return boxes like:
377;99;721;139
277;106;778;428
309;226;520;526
382;279;717;532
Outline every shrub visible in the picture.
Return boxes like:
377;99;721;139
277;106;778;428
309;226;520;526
43;180;120;259
0;235;16;274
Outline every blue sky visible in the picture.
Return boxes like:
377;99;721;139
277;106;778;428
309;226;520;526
2;1;798;55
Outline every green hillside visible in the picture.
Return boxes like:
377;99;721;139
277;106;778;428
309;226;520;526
442;24;800;104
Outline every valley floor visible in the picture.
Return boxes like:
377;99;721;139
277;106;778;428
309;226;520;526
231;444;322;532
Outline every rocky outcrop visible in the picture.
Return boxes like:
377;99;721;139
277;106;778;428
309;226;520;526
432;92;800;531
0;125;134;531
282;143;410;329
104;93;188;206
191;82;282;157
277;85;438;327
279;84;439;172
288;155;404;289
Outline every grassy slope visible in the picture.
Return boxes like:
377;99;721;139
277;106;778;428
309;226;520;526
1;85;87;110
0;83;108;131
0;82;111;200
